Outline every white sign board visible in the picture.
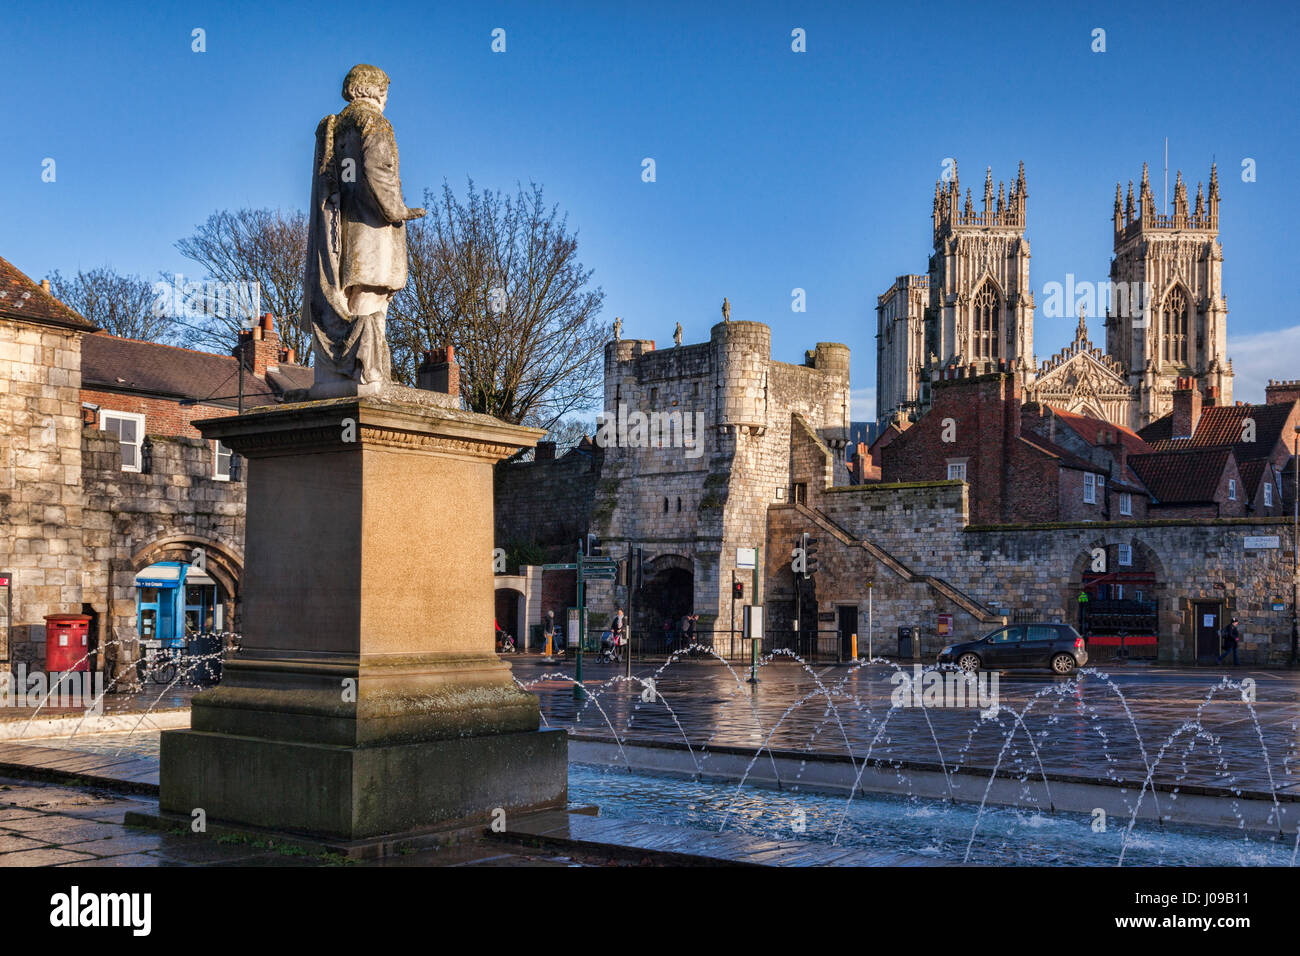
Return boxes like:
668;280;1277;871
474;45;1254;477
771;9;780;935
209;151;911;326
736;547;757;569
1244;535;1280;549
742;604;764;639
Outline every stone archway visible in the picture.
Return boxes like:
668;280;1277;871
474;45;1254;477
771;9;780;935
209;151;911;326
494;585;526;651
1067;535;1168;659
637;553;694;651
130;534;244;601
102;534;244;683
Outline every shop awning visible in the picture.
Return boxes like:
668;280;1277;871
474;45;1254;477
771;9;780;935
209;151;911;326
186;569;216;586
134;563;183;588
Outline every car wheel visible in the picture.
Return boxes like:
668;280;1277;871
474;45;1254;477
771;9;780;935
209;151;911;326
1051;653;1076;675
956;653;981;673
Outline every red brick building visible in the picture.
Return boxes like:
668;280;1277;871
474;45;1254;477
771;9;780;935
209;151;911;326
80;314;310;473
1138;377;1299;518
880;365;1151;524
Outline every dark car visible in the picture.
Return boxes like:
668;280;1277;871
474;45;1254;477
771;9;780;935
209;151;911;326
937;623;1088;675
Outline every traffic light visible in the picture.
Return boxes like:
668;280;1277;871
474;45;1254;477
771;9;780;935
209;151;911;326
804;533;820;578
797;532;820;578
733;581;744;600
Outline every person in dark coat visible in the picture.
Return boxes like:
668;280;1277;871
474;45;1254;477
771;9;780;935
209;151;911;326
1215;616;1241;665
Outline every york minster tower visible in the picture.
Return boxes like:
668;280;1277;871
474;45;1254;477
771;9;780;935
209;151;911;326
1106;162;1233;424
877;163;1034;423
878;159;1233;431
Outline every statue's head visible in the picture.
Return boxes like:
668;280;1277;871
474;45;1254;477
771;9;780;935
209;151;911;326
341;64;390;110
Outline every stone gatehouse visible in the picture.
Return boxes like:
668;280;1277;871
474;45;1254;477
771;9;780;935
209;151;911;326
495;319;852;646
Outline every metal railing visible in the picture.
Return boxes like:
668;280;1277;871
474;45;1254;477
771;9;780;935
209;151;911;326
609;627;847;664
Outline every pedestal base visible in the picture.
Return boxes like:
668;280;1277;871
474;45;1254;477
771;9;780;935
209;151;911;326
160;726;567;842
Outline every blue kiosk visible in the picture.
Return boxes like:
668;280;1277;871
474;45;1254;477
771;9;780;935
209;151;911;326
134;561;223;651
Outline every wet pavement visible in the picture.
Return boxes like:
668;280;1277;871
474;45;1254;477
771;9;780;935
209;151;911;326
0;683;198;725
519;658;1300;798
0;657;1296;867
0;775;628;867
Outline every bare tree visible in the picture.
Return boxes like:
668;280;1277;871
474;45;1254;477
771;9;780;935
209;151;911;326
389;181;606;426
47;268;173;342
545;417;594;455
173;208;309;359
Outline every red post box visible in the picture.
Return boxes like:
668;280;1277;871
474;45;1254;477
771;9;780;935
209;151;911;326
44;614;92;672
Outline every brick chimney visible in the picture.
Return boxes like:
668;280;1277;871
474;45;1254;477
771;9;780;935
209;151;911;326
1098;427;1128;476
1171;376;1202;438
417;345;460;398
232;313;282;376
535;441;557;461
1265;379;1300;406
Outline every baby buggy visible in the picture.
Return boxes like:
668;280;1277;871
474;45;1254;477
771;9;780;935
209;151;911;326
599;629;621;663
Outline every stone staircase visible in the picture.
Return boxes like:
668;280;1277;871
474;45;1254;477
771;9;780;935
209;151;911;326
792;502;1003;625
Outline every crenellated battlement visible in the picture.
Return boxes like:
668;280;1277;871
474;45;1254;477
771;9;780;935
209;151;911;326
1115;161;1219;241
933;161;1027;242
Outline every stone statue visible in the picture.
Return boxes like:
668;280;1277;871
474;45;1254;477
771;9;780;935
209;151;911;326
673;322;682;346
721;297;731;323
301;64;427;389
613;316;622;341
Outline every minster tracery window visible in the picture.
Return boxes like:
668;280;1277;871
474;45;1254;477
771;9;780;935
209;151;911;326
1161;287;1188;365
973;283;1000;359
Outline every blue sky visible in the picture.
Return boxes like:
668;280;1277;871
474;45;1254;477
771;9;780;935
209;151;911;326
4;0;1297;417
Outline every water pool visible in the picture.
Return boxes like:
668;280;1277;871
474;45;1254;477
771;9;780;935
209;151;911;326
18;731;1294;865
567;763;1296;866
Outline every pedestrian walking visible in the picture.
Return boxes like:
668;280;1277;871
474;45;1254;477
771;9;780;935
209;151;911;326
610;607;625;662
543;609;557;658
1215;616;1241;666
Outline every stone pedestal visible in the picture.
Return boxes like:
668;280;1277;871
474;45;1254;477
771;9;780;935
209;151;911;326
160;395;564;842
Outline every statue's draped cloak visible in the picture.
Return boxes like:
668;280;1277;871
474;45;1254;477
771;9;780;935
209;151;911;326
301;101;410;385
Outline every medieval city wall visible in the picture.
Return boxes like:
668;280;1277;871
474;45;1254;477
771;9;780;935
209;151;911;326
0;320;86;665
493;445;601;557
80;428;245;675
772;466;1295;664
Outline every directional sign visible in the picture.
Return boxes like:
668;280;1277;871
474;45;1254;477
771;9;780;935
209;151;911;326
582;569;618;580
543;563;578;571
